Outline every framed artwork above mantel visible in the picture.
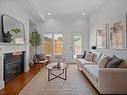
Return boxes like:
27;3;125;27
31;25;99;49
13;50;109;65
109;14;127;49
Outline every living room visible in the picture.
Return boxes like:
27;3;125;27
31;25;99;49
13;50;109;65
0;0;127;95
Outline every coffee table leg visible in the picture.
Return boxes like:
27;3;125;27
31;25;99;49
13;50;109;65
65;68;67;80
48;68;67;81
48;69;51;81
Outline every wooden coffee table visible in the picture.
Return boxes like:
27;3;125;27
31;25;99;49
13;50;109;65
47;62;68;81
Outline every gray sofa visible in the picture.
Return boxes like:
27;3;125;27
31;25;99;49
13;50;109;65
76;52;127;94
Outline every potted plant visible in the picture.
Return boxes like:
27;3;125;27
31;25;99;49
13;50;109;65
29;29;41;55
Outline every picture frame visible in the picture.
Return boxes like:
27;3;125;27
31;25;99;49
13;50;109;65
109;14;127;49
96;24;107;49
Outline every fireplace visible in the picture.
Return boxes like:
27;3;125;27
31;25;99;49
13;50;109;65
4;52;24;83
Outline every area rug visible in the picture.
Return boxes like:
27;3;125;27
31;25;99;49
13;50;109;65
19;64;98;95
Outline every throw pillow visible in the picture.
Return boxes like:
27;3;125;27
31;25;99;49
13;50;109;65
98;56;110;68
98;53;106;64
106;55;124;68
84;53;95;61
92;52;102;63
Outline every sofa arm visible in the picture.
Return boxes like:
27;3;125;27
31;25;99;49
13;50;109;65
98;68;127;94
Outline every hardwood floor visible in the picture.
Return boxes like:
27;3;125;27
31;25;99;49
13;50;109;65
0;64;43;95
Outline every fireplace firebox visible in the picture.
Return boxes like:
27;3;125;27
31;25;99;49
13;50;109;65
4;52;24;83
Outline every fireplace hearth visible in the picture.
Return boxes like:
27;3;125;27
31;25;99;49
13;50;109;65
4;52;24;83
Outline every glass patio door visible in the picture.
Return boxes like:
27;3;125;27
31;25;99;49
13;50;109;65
72;34;82;59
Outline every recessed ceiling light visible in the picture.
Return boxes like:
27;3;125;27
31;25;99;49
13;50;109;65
48;12;51;16
82;12;85;16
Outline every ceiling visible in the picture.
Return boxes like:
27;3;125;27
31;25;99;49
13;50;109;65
37;0;105;16
19;0;106;24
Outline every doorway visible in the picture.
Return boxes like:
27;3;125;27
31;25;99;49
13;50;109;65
72;34;82;59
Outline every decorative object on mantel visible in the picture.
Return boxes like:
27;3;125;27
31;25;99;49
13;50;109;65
96;24;107;49
3;28;21;43
109;14;126;49
30;29;41;55
3;31;13;42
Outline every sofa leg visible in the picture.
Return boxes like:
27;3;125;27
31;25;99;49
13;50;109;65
77;65;82;71
79;68;82;71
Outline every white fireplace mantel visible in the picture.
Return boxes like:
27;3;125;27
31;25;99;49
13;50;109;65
0;43;30;89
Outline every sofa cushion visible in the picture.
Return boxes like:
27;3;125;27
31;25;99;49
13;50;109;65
84;53;95;61
77;59;96;66
106;55;124;68
92;52;103;63
98;56;110;68
84;65;98;81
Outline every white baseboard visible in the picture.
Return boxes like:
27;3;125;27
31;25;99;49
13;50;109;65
0;80;5;89
24;66;30;72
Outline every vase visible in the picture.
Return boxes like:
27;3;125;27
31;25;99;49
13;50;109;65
3;31;13;43
57;61;61;67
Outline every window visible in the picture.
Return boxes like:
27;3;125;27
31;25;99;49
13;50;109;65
43;34;53;55
43;33;63;55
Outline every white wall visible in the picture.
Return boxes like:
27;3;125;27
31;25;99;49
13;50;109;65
89;0;127;63
29;24;35;61
30;16;89;62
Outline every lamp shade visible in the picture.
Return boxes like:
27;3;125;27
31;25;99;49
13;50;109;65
91;46;96;50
